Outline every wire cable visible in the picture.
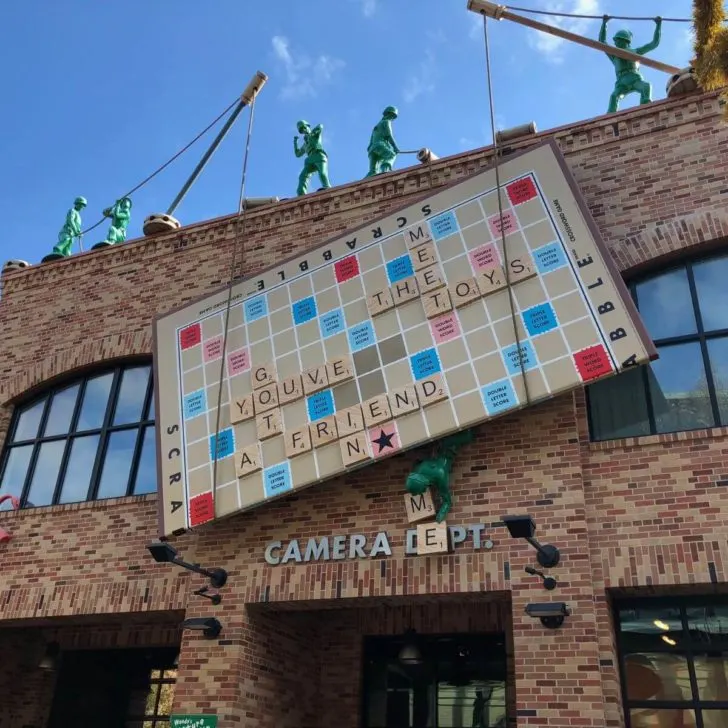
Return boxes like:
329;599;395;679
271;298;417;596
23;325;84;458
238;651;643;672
211;93;257;512
79;95;241;238
483;15;532;406
507;5;694;23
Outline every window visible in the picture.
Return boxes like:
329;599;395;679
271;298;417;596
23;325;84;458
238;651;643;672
362;634;509;727
615;595;728;728
0;362;156;508
588;253;728;440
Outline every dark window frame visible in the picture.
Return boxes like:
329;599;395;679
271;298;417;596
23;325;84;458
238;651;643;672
0;361;155;508
614;594;728;728
587;251;728;440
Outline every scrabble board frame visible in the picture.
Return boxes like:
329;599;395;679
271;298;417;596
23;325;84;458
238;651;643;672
154;140;656;537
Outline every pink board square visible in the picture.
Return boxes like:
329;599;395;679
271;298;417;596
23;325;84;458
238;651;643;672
334;255;360;283
506;177;538;205
573;345;613;382
430;313;461;344
369;422;401;458
189;492;214;526
203;335;224;363
487;211;517;238
227;347;250;376
179;323;201;350
469;243;501;272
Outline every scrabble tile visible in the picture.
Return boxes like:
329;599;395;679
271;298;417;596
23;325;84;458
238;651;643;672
391;277;420;306
476;266;508;297
423;289;453;319
366;289;395;317
253;383;279;413
284;426;312;458
326;356;354;386
335;405;364;437
416;374;448;407
278;375;303;406
251;362;276;390
450;277;482;308
505;255;537;283
416;265;446;294
229;394;255;424
362;394;392;428
411;241;438;271
340;431;371;467
404;222;434;249
302;365;329;395
234;444;262;478
404;490;436;524
388;384;420;417
309;416;338;447
416;521;451;554
256;409;282;440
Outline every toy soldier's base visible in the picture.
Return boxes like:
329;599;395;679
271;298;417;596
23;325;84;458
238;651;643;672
92;241;113;250
3;259;30;273
143;213;181;236
666;67;700;98
41;252;66;263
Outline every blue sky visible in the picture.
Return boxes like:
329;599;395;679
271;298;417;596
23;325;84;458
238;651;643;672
0;1;694;264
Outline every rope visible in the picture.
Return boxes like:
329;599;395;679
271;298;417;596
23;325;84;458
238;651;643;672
79;95;241;237
482;15;532;407
507;6;694;23
211;93;257;511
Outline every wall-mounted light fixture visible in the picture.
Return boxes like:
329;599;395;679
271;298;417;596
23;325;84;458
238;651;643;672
194;586;222;605
501;515;561;568
181;617;223;639
525;566;557;591
525;602;571;629
147;541;227;589
398;628;423;666
38;641;61;671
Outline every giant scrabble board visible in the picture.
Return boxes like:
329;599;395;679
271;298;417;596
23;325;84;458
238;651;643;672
154;140;656;536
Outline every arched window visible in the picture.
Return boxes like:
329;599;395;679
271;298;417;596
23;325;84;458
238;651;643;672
0;362;156;508
588;252;728;440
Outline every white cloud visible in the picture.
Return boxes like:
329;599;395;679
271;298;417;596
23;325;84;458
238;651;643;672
403;49;437;103
527;0;601;65
271;35;345;100
361;0;376;17
469;13;483;41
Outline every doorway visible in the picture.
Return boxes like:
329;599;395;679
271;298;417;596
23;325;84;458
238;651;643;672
361;633;508;728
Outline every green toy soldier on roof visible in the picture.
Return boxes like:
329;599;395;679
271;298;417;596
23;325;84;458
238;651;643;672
366;106;400;177
599;15;662;113
294;120;331;196
42;196;87;262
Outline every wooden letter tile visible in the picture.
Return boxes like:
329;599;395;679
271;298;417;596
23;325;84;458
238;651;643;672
366;289;395;317
252;362;276;390
284;426;312;458
411;241;438;271
326;356;354;386
391;277;420;306
416;374;448;407
423;289;453;320
416;521;451;555
404;490;435;524
310;416;339;447
256;409;282;440
450;278;481;308
235;444;262;478
405;222;434;249
362;394;392;428
230;394;255;424
253;382;279;413
506;255;537;283
388;385;420;417
335;405;364;437
340;432;371;467
476;266;507;297
278;375;303;406
416;265;446;294
302;365;329;395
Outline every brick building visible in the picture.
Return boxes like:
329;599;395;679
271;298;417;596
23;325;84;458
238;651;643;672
1;89;728;728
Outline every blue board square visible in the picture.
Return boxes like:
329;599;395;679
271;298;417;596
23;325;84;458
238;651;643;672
348;321;375;352
481;379;519;415
522;303;559;337
410;348;442;380
386;255;414;285
429;210;459;240
292;296;317;325
244;295;267;322
209;427;235;460
319;309;345;338
263;462;292;498
307;390;335;421
533;242;568;274
502;341;538;375
183;389;206;419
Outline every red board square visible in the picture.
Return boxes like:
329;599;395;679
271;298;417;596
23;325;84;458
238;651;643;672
189;492;214;526
573;345;613;382
334;255;360;283
179;323;202;350
506;177;538;206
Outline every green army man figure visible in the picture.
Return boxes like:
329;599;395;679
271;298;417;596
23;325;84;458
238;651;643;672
599;15;662;113
43;196;87;262
293;120;331;196
366;106;400;177
94;197;132;249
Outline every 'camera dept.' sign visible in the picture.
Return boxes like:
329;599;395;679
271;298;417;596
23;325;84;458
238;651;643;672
264;524;493;565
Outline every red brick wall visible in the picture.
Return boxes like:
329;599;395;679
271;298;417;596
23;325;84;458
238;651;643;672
1;90;728;727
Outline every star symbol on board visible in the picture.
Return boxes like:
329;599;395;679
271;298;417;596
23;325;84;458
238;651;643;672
372;429;395;453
